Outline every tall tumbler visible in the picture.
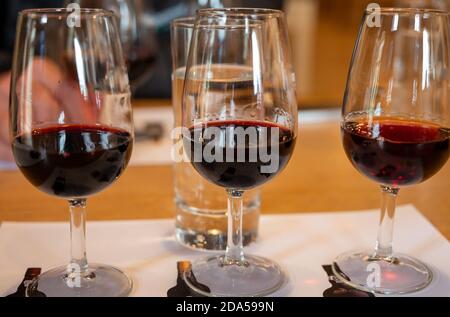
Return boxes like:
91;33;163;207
171;17;260;250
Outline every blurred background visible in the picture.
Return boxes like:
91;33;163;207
0;0;449;109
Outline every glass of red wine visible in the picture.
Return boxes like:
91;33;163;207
181;9;298;296
334;8;450;294
10;9;134;297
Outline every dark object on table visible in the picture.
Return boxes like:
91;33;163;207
167;261;211;297
135;122;165;142
6;268;46;297
322;265;374;297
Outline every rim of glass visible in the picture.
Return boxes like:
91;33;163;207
171;16;195;28
173;14;268;30
364;7;448;15
194;18;265;30
197;7;284;18
19;8;115;18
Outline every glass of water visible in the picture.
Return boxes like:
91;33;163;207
170;17;260;250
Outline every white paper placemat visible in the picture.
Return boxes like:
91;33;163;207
1;205;449;297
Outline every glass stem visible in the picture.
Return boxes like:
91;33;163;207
223;189;247;266
68;199;90;278
374;186;399;258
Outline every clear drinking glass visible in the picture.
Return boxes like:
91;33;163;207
171;17;260;250
69;0;159;90
10;9;134;297
334;8;450;294
181;9;298;296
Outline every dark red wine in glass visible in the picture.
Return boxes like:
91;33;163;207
12;125;133;198
333;8;450;295
186;120;296;190
342;118;450;187
9;9;135;297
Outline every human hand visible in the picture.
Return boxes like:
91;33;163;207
14;58;98;125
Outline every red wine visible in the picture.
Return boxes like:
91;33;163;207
186;121;296;190
12;125;133;198
342;118;450;186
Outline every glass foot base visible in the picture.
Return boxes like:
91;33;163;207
184;255;286;297
26;264;133;297
175;228;257;251
332;249;432;295
174;201;259;251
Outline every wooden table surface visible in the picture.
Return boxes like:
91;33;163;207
1;102;449;240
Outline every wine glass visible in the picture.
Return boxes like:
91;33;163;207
68;0;159;90
181;9;298;297
10;9;134;297
334;8;449;294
